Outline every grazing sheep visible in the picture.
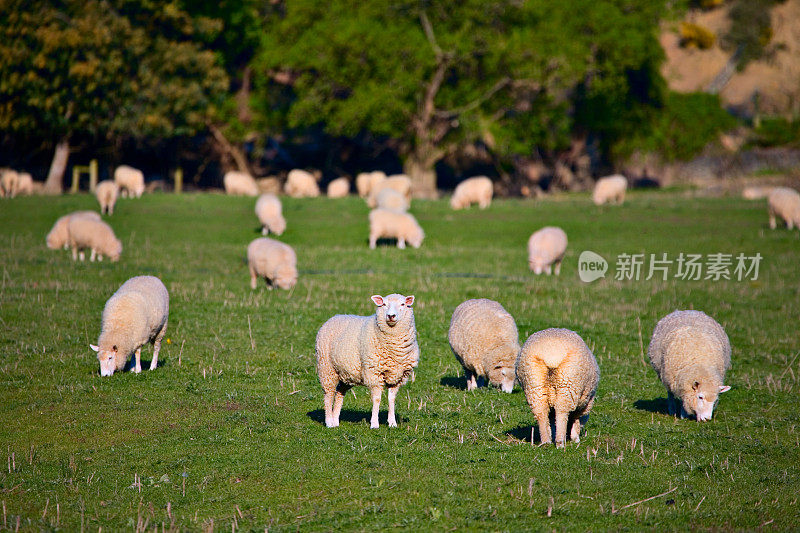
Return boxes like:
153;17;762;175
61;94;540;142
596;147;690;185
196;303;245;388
46;211;102;250
741;185;775;200
516;328;600;447
67;217;122;262
375;187;409;212
254;194;286;236
648;310;731;421
448;299;519;393
114;165;145;198
450;176;493;210
592;174;627;205
96;180;119;215
527;226;567;275
767;187;800;230
256;177;282;195
355;172;372;198
284;169;320;198
368;208;424;249
90;275;169;377
367;174;412;207
247;237;297;290
315;293;419;428
223;170;259;197
327;177;350;198
1;169;19;198
15;172;33;196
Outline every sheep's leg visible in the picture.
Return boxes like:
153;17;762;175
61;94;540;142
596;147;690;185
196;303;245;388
787;218;794;230
134;348;142;374
369;386;383;429
465;370;477;391
150;319;167;371
89;249;96;262
369;234;377;249
71;246;78;261
554;409;569;448
397;238;406;249
323;387;336;427
545;265;552;275
97;254;103;262
387;385;400;427
332;383;350;427
569;415;582;443
249;266;258;290
769;209;777;229
533;405;551;445
79;251;85;261
261;226;268;235
554;260;562;276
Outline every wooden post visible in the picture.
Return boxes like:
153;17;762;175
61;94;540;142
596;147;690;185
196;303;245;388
174;168;183;194
70;167;80;193
88;159;98;192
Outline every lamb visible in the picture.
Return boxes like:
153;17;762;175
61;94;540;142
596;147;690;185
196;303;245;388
592;174;627;205
327;177;350;198
767;187;800;230
368;208;424;249
527;226;567;275
95;180;119;215
90;275;169;377
648;310;731;421
284;169;320;198
375;187;409;212
247;237;297;290
315;293;419;428
516;328;600;447
114;165;145;198
254;194;286;235
367;174;412;207
448;299;519;393
223;170;259;197
450;176;493;210
741;185;775;200
15;172;33;195
1;169;18;198
46;211;102;250
67;217;122;262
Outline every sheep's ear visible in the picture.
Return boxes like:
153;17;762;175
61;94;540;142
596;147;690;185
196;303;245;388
692;381;699;391
89;344;99;353
371;295;384;306
405;295;415;307
112;345;118;353
719;385;731;393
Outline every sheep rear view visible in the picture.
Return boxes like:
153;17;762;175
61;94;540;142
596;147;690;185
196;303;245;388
516;328;600;448
96;180;119;215
223;171;259;197
90;275;169;376
527;226;567;275
448;299;519;393
315;293;419;428
254;194;286;235
648;310;731;421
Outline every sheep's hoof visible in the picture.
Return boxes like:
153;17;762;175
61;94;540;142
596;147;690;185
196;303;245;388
555;440;566;449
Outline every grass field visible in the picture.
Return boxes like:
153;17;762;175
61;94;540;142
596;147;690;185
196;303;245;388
1;190;798;531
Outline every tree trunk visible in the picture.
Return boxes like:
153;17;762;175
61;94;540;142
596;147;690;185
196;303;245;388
208;124;250;174
43;138;69;194
236;66;252;124
403;153;439;199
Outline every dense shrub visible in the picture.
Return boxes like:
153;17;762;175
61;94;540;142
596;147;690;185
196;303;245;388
750;117;800;147
680;22;716;49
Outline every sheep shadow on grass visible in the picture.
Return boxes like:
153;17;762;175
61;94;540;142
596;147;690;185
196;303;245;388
306;409;408;427
121;356;166;373
439;375;468;390
506;416;583;445
633;397;670;416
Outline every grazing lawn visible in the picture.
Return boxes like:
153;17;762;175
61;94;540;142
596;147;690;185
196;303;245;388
0;190;798;531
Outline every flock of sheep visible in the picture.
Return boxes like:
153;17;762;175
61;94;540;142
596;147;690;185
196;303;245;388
7;162;798;447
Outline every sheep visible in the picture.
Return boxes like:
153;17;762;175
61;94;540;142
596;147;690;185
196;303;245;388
256;177;282;195
67;217;122;262
46;211;102;250
741;185;775;200
367;174;412;207
247;237;297;290
223;170;259;197
1;169;19;198
90;275;169;377
527;226;567;275
356;171;388;198
284;169;320;198
375;187;409;212
15;172;33;196
516;328;600;447
114;165;145;198
327;177;350;198
448;299;519;393
648;310;731;421
315;293;419;428
450;176;493;210
96;180;119;215
592;174;627;205
368;208;424;249
254;194;286;236
767;187;800;230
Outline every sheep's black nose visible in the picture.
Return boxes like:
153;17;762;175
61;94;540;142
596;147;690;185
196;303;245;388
387;313;396;321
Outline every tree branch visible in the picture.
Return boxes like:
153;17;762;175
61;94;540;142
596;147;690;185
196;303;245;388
434;76;512;119
419;11;442;59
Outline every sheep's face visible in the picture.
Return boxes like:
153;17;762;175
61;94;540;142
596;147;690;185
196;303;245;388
109;240;123;262
274;265;297;290
91;344;119;377
529;255;546;274
408;228;424;249
687;381;731;421
371;294;414;328
271;217;286;236
487;363;516;393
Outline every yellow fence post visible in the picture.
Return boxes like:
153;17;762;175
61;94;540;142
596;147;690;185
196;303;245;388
70;167;80;193
174;168;183;194
89;159;98;192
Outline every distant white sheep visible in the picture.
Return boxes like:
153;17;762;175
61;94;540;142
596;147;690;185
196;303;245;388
527;226;567;275
67;217;122;262
648;310;731;421
741;185;775;200
254;194;286;235
90;275;169;376
15;172;33;196
96;180;119;215
369;208;424;249
450;176;493;210
516;328;600;447
315;293;419;428
46;211;101;250
367;175;411;207
327;177;350;198
223;170;259;196
375;188;409;212
767;187;800;230
592;174;627;205
1;169;19;198
114;165;145;198
247;237;297;290
448;299;519;393
284;169;321;198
